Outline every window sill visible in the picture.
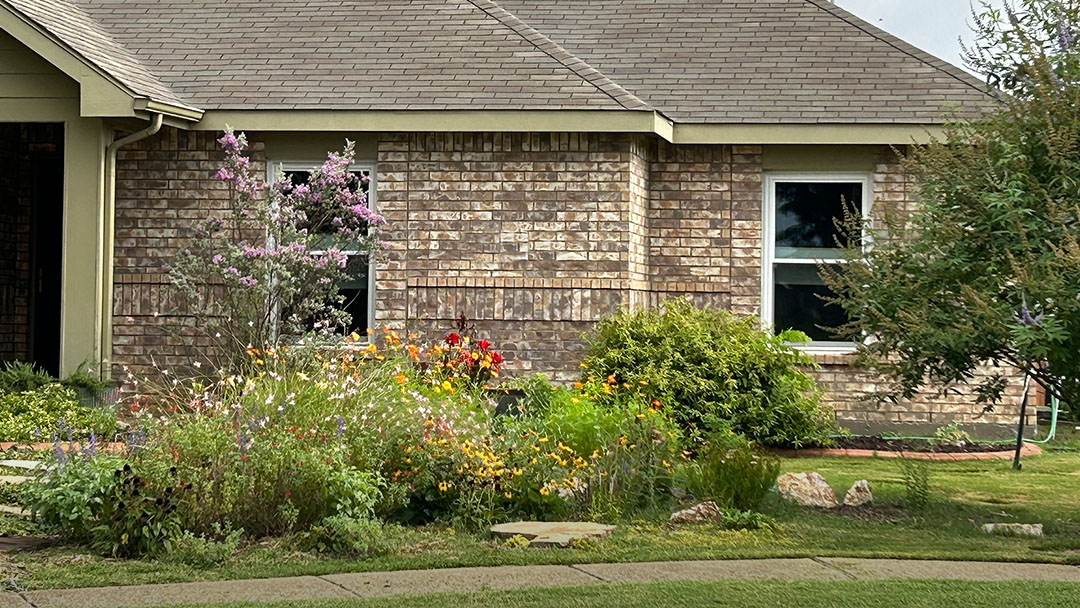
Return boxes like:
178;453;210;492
787;343;859;365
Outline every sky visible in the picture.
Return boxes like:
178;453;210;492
833;0;1006;73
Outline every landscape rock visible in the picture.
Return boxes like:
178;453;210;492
777;472;838;508
669;501;721;524
490;521;615;548
981;523;1043;537
843;480;873;507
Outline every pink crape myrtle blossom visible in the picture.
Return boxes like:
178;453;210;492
169;128;386;370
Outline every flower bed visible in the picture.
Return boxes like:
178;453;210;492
19;328;785;558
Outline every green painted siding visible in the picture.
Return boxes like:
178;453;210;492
0;31;78;99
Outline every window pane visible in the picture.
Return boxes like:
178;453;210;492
282;167;372;333
772;263;848;342
774;181;861;255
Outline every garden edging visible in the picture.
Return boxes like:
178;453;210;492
770;442;1042;461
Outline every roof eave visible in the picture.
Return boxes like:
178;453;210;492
192;109;941;144
0;0;202;122
672;123;946;145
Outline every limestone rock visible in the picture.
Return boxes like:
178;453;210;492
490;521;615;548
777;472;838;508
981;523;1043;537
670;501;721;524
843;480;873;507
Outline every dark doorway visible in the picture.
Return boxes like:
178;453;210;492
0;123;64;376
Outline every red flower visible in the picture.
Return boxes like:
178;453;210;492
491;352;504;364
478;339;491;351
445;332;461;346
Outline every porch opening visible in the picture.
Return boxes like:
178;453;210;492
0;123;64;376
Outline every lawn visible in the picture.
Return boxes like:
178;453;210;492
6;448;1080;591
142;580;1080;608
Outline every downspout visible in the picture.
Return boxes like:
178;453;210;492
97;113;163;380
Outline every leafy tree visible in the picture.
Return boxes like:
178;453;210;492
823;0;1080;413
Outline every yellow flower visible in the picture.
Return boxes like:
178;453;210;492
539;487;550;496
504;492;513;499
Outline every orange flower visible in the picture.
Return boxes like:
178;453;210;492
395;372;408;384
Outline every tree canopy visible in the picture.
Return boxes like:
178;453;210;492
824;0;1080;413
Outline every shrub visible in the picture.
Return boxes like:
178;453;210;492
168;130;386;370
677;439;780;511
25;456;186;557
0;361;54;393
932;422;972;446
165;525;244;568
0;384;115;442
294;516;405;557
582;298;834;447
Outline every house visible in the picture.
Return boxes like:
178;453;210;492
0;0;1025;434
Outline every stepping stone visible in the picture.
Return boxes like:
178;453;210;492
0;506;28;517
490;521;615;548
0;476;30;485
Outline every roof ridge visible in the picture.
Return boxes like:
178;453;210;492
464;0;653;111
803;0;993;98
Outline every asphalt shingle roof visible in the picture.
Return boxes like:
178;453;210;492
3;0;992;122
496;0;991;123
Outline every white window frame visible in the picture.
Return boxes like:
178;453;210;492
268;160;378;334
761;172;871;354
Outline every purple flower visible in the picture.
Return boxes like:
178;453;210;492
212;254;224;265
239;276;258;287
1017;301;1043;327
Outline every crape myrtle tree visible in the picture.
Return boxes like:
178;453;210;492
169;129;385;371
823;0;1080;415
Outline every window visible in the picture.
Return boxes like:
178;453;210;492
270;161;377;334
762;173;870;351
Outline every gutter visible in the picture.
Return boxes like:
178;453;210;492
96;113;163;379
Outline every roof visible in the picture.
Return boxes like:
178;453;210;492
1;0;992;124
3;0;189;107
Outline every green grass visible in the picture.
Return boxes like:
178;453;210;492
145;580;1080;608
8;450;1080;591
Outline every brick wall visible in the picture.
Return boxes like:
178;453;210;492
375;132;647;381
108;128;1025;429
111;128;266;377
0;124;30;365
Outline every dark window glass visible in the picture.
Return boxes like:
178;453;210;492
772;264;848;341
284;167;372;333
774;182;861;256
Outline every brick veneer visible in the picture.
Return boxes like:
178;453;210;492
111;129;266;376
110;127;1024;427
0;124;31;365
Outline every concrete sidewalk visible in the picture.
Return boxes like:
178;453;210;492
4;558;1080;608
